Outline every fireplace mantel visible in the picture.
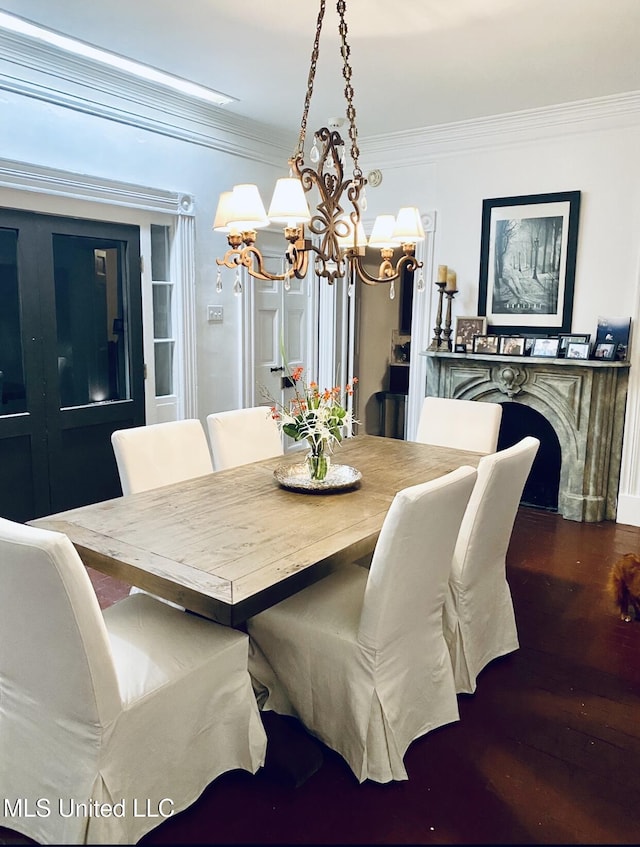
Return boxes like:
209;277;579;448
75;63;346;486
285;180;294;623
420;350;630;522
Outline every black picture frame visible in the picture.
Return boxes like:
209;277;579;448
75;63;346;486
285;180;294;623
499;336;526;356
565;341;590;360
558;333;590;357
593;342;617;361
478;190;581;335
472;334;499;355
531;337;560;358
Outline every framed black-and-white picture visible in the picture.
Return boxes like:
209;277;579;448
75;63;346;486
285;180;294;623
531;337;560;358
478;191;581;335
454;316;487;352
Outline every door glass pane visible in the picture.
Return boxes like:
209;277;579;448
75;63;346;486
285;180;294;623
154;341;174;396
151;224;170;281
152;284;172;338
53;235;131;407
0;228;26;415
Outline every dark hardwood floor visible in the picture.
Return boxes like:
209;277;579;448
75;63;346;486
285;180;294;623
2;506;640;845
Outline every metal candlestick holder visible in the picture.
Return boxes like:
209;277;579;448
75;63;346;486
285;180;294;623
427;281;448;351
442;289;458;351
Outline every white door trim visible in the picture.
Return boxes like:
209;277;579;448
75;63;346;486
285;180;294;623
406;211;437;441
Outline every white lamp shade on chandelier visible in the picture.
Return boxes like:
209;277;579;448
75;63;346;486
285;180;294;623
392;207;425;244
367;214;397;249
267;178;312;225
225;184;270;231
213;191;235;233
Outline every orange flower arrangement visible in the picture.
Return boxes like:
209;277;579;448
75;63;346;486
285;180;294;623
265;362;358;480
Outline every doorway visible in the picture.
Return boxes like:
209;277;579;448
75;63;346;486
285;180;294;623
240;232;318;454
0;209;145;522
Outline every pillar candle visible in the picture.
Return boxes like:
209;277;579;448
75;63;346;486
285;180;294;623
437;264;448;283
446;270;457;291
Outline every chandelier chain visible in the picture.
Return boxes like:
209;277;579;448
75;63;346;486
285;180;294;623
337;0;361;180
296;0;326;159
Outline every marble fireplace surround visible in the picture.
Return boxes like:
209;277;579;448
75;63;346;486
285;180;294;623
422;351;630;522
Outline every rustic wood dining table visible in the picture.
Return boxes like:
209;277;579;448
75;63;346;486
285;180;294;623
29;434;483;626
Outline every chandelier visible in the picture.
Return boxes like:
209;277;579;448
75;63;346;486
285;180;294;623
213;0;425;296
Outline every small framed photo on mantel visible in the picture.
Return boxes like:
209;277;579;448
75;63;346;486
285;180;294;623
558;333;590;357
499;336;526;356
593;342;617;360
472;334;499;355
565;341;590;360
531;337;560;358
454;316;487;353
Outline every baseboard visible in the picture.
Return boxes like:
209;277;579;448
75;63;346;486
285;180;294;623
615;494;640;527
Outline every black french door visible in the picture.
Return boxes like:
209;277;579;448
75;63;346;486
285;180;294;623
0;209;145;522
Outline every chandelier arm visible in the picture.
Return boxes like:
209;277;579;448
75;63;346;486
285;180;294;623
350;252;423;286
295;0;326;160
216;245;309;283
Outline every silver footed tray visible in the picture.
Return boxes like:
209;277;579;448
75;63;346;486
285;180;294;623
274;463;362;493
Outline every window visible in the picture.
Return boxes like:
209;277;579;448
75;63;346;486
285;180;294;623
150;224;175;397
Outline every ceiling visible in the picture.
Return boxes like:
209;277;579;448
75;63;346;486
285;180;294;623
1;0;640;139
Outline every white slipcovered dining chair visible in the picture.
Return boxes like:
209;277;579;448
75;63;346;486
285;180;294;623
247;465;478;783
0;517;266;846
206;406;283;471
111;419;214;608
111;419;213;495
443;435;540;695
415;396;503;454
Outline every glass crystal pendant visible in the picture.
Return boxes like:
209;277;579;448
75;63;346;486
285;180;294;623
216;269;223;293
233;269;242;296
389;280;396;300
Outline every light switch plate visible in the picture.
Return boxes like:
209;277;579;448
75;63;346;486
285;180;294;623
207;305;223;323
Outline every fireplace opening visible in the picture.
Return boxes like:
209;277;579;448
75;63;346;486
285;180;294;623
496;402;561;511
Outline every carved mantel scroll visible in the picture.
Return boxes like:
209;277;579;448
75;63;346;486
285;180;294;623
421;351;630;522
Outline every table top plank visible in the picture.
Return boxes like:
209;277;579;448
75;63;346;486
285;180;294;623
30;435;482;625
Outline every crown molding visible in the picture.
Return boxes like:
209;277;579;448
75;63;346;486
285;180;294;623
0;156;195;215
0;29;291;168
361;91;640;171
1;27;639;175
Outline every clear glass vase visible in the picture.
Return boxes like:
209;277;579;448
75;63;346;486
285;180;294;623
306;444;330;482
